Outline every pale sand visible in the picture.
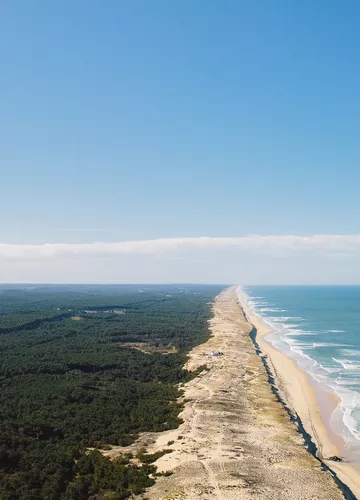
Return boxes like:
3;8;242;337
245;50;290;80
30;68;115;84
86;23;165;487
237;287;360;498
128;287;346;499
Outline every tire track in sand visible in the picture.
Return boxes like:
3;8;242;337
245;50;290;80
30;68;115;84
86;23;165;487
202;461;223;499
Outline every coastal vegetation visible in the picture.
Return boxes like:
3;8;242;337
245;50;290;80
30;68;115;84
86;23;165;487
0;284;222;499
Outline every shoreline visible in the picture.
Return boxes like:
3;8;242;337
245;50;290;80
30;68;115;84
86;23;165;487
237;286;360;498
135;287;348;499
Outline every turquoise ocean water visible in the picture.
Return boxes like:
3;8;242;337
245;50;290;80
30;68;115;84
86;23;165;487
240;285;360;458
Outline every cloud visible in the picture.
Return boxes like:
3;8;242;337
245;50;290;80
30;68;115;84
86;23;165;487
1;234;360;262
49;228;110;233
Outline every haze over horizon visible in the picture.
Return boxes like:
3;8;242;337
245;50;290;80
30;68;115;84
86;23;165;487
2;1;360;284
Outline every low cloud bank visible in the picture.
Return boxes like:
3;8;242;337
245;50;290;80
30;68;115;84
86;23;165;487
1;234;360;261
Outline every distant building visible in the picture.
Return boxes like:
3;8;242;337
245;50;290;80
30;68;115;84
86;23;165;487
205;349;224;357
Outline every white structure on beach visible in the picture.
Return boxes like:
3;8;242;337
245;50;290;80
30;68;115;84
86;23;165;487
205;349;224;358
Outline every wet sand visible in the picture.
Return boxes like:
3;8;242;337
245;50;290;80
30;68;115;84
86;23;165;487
238;287;360;498
134;287;347;499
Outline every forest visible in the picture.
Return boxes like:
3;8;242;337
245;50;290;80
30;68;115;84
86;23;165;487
0;284;222;499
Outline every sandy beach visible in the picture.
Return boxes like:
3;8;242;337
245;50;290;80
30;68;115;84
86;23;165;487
238;287;360;498
127;287;351;499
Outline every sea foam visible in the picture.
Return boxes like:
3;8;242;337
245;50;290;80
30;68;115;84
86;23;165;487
240;285;360;453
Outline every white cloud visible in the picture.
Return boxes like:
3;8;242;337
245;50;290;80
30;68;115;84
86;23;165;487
2;235;360;284
1;234;360;261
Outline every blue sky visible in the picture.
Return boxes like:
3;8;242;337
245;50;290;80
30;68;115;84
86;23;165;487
1;1;360;282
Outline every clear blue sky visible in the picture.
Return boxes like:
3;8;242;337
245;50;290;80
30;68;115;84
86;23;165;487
2;1;360;284
1;0;360;244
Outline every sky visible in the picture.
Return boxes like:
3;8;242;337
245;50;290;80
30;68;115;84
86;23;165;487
1;0;360;284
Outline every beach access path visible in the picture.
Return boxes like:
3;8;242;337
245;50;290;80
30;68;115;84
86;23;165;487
135;287;345;499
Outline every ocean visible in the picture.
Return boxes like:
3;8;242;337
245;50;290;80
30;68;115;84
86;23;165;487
241;285;360;458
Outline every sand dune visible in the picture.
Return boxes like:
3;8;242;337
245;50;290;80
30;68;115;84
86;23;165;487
136;287;346;499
